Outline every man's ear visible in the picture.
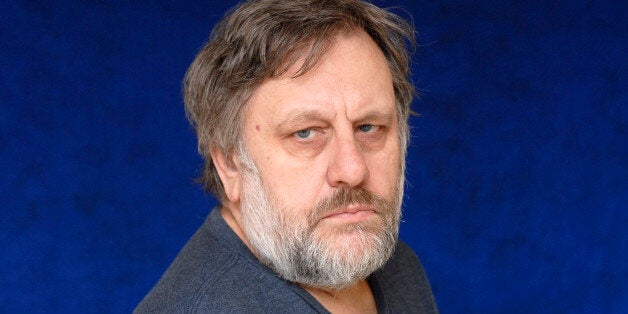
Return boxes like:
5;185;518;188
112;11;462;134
211;148;242;204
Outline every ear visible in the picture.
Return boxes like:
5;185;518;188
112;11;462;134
211;148;242;204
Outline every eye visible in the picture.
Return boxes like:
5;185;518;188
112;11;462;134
358;124;379;133
295;129;314;139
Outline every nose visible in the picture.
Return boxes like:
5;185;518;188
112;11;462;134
326;132;370;188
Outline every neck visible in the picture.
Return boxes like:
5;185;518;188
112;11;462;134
220;203;255;251
301;280;377;314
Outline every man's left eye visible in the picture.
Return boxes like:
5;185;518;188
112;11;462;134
358;124;378;133
295;129;314;139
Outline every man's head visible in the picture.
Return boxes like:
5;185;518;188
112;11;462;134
184;0;414;198
184;0;415;290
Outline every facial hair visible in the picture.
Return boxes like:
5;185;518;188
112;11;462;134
237;144;403;290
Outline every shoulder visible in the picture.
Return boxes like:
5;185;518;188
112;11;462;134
387;241;427;273
371;241;438;313
134;219;242;312
135;213;324;313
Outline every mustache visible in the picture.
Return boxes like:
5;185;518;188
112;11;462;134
308;186;396;224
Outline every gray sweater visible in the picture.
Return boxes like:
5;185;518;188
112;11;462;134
136;209;438;313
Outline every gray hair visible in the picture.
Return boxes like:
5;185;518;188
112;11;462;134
183;0;416;199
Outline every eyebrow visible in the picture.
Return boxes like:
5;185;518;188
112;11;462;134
357;110;395;124
277;109;330;129
277;108;395;129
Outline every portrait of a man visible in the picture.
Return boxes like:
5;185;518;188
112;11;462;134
136;0;437;312
2;0;623;311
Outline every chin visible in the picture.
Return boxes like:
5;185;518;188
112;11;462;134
315;221;395;259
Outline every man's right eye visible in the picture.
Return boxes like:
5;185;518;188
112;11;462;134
295;129;314;139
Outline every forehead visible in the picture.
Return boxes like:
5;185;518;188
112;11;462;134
245;31;396;124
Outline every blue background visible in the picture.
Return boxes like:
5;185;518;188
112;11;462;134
1;0;626;312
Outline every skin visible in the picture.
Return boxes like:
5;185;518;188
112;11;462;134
212;30;401;313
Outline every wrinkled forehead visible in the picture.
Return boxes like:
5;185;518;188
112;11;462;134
267;25;365;80
243;31;396;129
237;29;391;118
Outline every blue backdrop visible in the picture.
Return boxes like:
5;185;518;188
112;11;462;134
1;0;626;312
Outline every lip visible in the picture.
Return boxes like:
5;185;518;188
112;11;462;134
321;204;377;223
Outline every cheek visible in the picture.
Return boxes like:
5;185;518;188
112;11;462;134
366;144;401;195
259;160;327;210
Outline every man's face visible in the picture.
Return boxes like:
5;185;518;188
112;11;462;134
236;31;403;289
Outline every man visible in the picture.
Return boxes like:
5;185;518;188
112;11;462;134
137;0;437;312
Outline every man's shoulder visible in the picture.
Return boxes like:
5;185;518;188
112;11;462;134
387;241;426;273
370;240;439;313
134;215;243;312
135;211;323;313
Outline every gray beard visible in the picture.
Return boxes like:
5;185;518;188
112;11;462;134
237;145;403;290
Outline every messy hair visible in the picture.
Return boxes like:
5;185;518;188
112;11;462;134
183;0;415;199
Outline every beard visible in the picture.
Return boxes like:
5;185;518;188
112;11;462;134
236;144;404;290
